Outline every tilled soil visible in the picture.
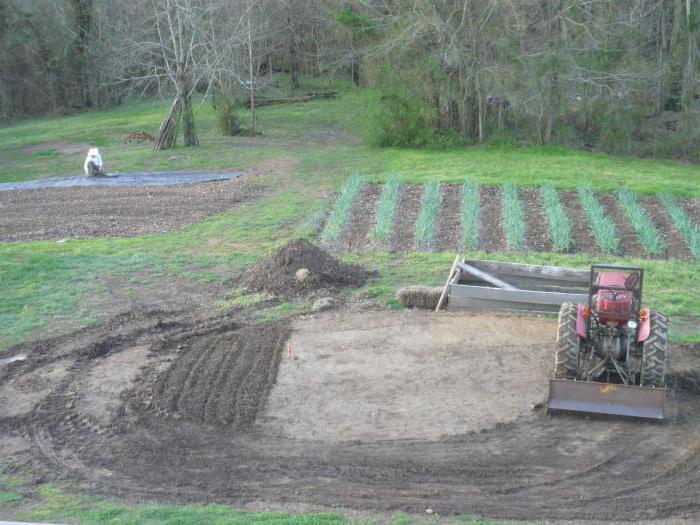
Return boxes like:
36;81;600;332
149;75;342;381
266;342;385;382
643;197;693;260
2;308;700;522
559;190;599;254
333;184;694;260
434;184;462;252
0;177;262;241
338;183;381;252
479;185;507;252
595;194;647;258
391;185;423;252
520;187;552;253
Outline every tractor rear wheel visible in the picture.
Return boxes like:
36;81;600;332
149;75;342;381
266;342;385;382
554;302;581;380
641;311;668;388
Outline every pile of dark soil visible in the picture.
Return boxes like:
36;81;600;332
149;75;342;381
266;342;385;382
237;238;372;296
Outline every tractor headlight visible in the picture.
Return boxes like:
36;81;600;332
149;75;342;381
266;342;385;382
627;320;638;330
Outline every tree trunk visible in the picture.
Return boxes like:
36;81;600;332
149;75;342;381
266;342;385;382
182;93;198;146
69;0;94;108
248;27;257;133
288;13;299;89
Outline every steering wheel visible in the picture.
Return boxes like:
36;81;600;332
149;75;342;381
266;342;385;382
624;272;639;289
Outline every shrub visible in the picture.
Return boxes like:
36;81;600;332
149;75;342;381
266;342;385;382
501;184;526;250
320;175;363;243
461;180;480;250
414;180;442;247
616;188;664;256
657;193;700;260
540;185;572;252
369;173;401;244
577;186;619;254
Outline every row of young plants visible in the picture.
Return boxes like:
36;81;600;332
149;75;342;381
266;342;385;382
318;175;699;258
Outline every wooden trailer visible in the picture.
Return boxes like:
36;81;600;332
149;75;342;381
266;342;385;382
436;257;590;313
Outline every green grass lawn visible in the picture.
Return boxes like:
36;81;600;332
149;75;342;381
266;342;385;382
1;75;699;523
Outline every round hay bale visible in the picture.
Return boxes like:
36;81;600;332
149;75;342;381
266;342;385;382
397;285;445;310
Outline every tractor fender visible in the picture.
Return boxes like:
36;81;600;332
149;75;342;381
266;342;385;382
575;304;587;338
638;311;651;342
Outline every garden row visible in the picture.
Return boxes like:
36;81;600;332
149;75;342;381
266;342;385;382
314;176;700;260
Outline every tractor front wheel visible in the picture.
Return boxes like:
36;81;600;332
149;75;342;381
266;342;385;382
554;302;582;380
641;311;668;388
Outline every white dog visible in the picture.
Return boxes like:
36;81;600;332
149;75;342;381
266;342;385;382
83;147;104;177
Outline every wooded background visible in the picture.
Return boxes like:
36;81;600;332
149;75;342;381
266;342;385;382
1;0;698;159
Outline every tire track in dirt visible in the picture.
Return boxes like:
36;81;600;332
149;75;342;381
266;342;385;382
559;190;599;255
338;183;381;252
479;185;506;252
643;196;692;260
391;185;423;252
435;184;462;252
6;310;700;522
520;187;552;253
598;193;646;257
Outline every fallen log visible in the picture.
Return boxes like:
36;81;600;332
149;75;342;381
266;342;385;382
242;91;337;108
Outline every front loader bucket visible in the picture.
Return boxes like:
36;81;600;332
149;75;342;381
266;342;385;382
548;379;665;420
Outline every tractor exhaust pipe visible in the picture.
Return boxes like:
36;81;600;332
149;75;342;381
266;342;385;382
548;379;665;420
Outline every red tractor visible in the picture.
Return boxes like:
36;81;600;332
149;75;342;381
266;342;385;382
548;265;668;419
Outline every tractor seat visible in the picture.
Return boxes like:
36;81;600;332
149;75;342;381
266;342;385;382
595;272;633;322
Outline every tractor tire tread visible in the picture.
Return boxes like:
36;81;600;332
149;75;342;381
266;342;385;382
641;311;668;388
554;302;581;380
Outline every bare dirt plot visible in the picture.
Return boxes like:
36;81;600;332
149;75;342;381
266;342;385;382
339;183;381;251
0;177;262;241
434;184;462;252
1;307;700;522
520;186;552;253
263;310;554;441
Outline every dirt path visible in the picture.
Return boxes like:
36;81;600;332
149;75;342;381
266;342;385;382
520;186;552;253
2;307;699;522
339;183;381;252
435;184;462;252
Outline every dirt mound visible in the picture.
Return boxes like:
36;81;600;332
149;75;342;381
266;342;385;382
237;238;372;296
151;321;290;428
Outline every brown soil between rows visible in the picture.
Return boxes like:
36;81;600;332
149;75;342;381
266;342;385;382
391;184;423;252
479;185;506;252
434;184;462;252
338;183;381;252
680;196;700;226
559;190;599;255
520;187;552;253
598;193;646;258
643;197;692;260
1;308;700;522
